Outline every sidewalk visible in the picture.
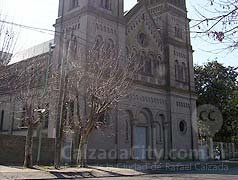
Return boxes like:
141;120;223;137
0;161;237;180
0;165;145;180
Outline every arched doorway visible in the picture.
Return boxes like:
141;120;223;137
133;109;153;160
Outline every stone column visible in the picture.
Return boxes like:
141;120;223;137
163;122;169;160
152;125;157;160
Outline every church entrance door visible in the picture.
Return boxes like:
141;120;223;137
134;126;147;160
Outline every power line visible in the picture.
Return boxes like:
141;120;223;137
0;19;91;47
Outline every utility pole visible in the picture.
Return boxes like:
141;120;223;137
54;0;65;169
37;42;55;164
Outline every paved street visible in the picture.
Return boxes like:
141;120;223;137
89;161;238;180
89;174;238;180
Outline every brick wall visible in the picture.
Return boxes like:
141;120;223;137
0;134;55;165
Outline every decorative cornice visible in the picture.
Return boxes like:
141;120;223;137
55;6;126;27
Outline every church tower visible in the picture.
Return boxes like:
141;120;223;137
54;0;125;68
145;0;198;159
51;0;126;160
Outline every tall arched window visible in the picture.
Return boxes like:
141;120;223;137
145;57;152;75
100;0;111;10
175;25;182;39
182;62;187;82
71;0;79;9
175;60;179;80
94;35;103;50
107;39;114;50
131;47;138;59
139;51;146;73
123;110;133;142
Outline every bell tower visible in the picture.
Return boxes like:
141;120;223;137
143;0;198;159
51;0;126;138
58;0;124;18
54;0;125;67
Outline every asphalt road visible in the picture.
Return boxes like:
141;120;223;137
89;174;238;180
88;161;238;180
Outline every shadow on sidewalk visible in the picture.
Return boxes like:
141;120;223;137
49;171;96;179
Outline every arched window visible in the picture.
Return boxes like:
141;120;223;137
71;0;79;9
138;111;149;124
126;47;130;58
175;60;179;80
107;38;114;50
139;51;146;73
123;110;133;142
131;47;138;59
175;25;182;39
94;35;103;50
100;0;111;10
181;62;187;82
145;55;153;75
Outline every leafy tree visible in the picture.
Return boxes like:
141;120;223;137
194;61;238;142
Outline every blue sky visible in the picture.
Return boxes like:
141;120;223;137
0;0;236;67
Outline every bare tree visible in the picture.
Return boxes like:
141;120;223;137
191;0;238;50
18;96;46;168
61;41;138;167
13;59;49;168
0;14;17;78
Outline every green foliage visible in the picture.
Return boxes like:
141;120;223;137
194;61;238;142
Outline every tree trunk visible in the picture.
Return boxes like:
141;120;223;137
24;126;34;168
77;134;88;167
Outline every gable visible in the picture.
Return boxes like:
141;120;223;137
125;3;166;86
126;4;162;53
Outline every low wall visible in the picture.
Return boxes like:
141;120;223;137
0;134;55;165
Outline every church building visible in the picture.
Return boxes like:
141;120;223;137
0;0;198;162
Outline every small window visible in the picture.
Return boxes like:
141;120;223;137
179;120;187;133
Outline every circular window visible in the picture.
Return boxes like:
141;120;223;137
179;120;187;133
137;32;148;47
